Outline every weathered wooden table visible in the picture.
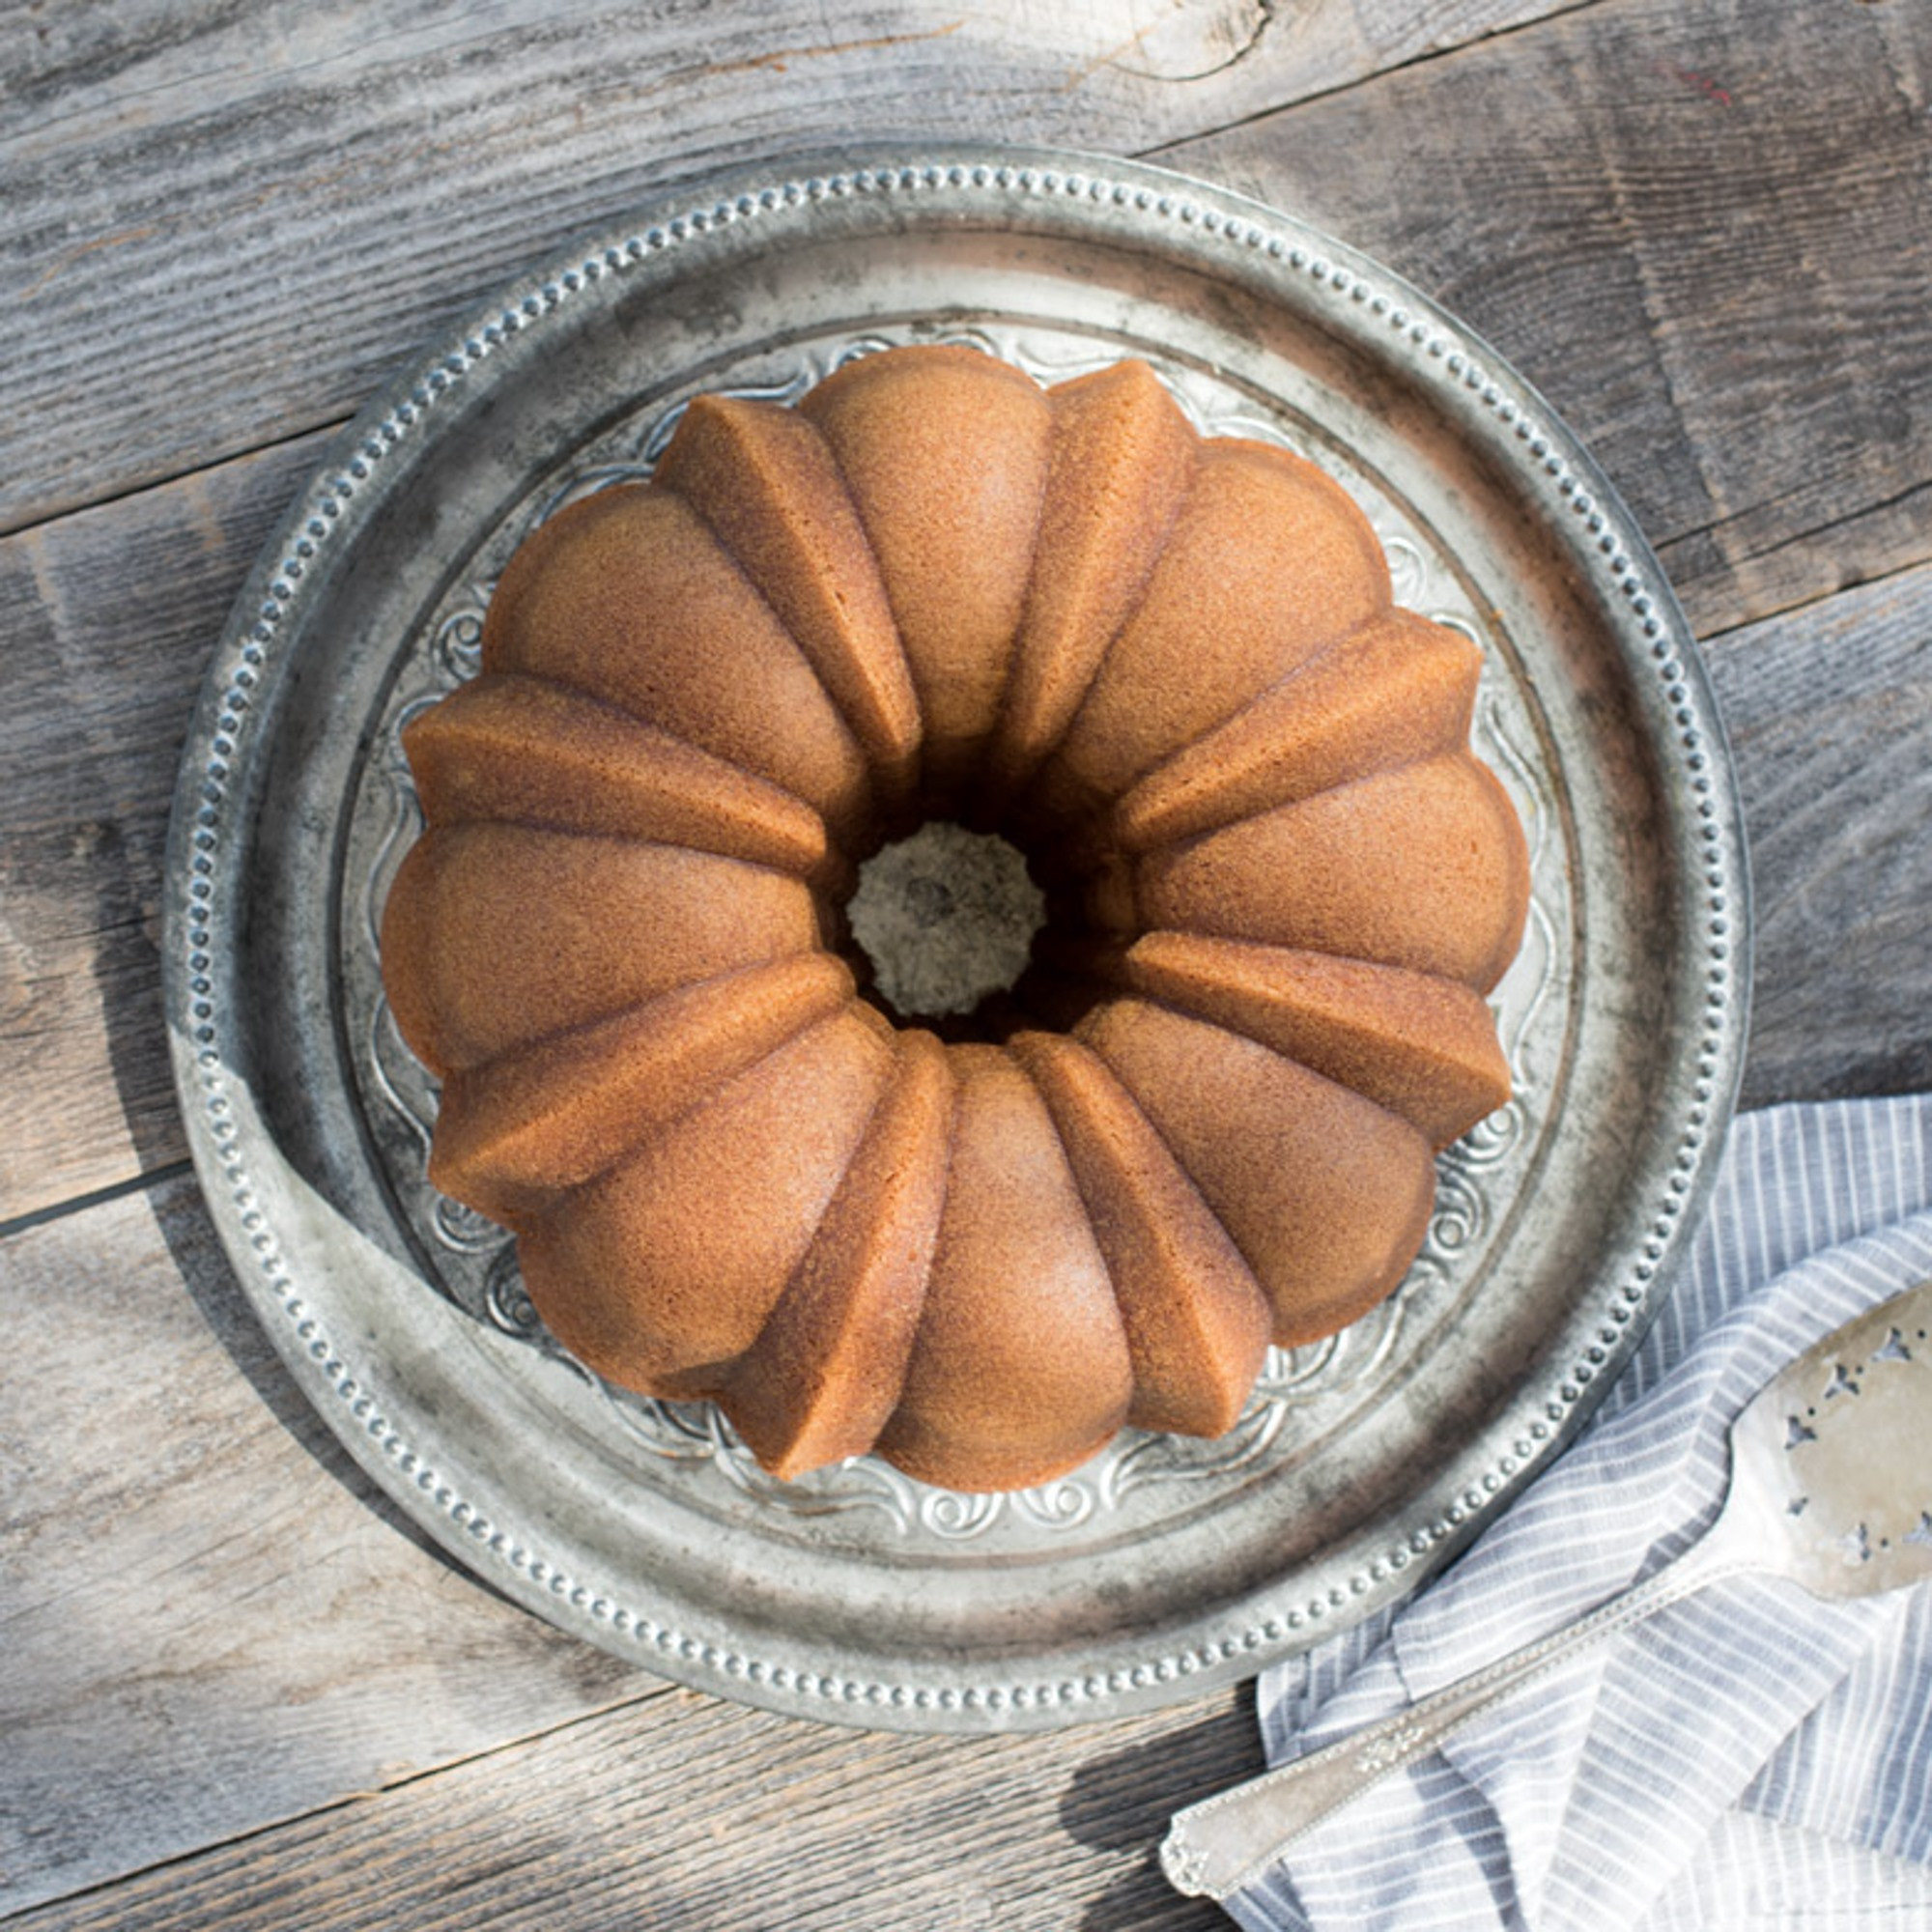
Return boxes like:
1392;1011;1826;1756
5;5;1929;1926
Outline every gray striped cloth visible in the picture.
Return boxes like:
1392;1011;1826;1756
1233;1094;1932;1930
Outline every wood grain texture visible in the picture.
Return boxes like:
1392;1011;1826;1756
1706;559;1932;1111
1166;0;1932;638
8;1671;1253;1932
1;0;1580;535
0;1172;644;1918
0;434;327;1222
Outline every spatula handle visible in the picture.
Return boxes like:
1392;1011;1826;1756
1160;1537;1747;1901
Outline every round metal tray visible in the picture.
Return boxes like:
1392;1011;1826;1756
164;144;1749;1733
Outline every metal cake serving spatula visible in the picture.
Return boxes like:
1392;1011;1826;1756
1163;1278;1932;1903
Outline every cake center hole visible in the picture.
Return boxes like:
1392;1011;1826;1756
847;823;1046;1024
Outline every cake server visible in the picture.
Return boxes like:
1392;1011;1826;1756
1162;1276;1932;1902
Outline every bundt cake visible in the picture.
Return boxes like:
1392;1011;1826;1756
380;344;1530;1494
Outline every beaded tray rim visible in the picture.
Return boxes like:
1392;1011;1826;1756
162;142;1748;1733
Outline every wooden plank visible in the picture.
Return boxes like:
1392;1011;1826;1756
2;0;1582;534
0;434;328;1223
1165;0;1932;637
0;1172;647;1918
0;1168;1257;1925
7;1646;1252;1932
1703;560;1932;1112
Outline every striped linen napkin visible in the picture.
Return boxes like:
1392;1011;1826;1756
1228;1094;1932;1931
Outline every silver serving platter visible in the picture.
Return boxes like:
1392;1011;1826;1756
164;144;1748;1733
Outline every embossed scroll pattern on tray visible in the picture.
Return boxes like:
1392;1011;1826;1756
348;325;1571;1545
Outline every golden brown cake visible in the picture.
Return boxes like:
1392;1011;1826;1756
380;344;1530;1493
